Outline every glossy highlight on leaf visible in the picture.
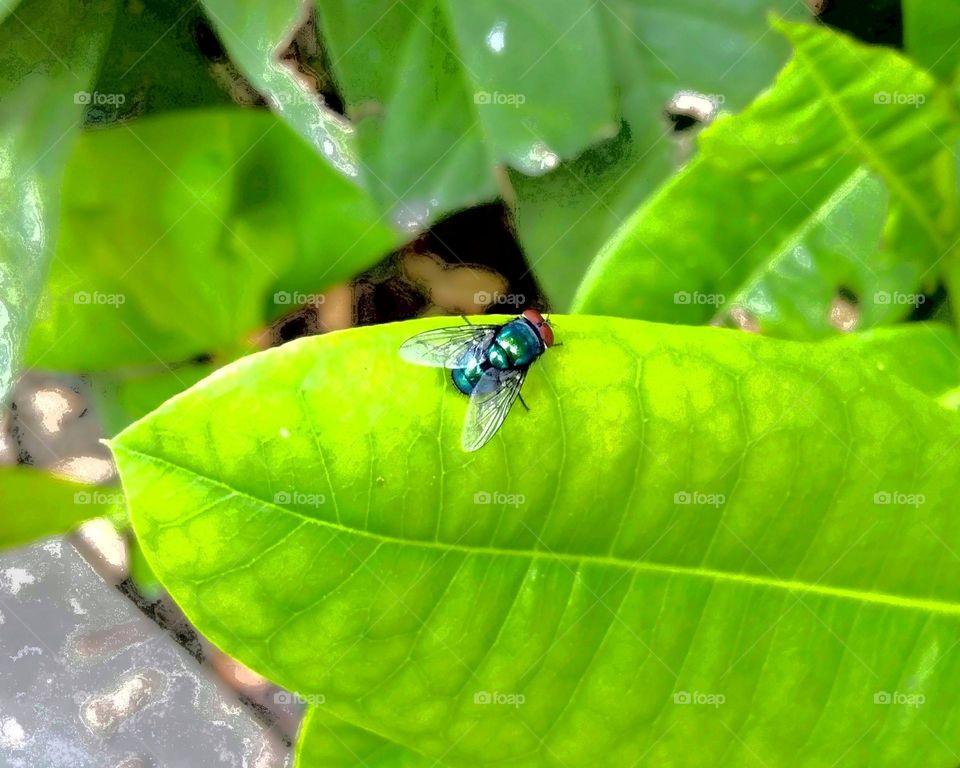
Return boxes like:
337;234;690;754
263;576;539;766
199;0;361;178
114;316;960;767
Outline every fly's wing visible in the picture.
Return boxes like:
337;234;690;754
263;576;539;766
462;367;526;452
399;325;498;368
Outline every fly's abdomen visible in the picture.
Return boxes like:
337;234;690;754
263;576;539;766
452;351;484;394
489;319;543;369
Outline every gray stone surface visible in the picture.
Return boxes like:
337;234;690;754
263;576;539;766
0;538;292;768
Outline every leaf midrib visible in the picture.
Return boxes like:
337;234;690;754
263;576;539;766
117;444;960;617
714;165;872;314
790;36;944;249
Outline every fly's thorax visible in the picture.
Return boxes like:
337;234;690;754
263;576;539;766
452;350;484;394
491;319;544;369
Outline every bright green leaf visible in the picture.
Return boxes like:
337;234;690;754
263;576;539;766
295;707;432;767
0;0;115;400
574;22;957;338
116;316;960;767
723;168;889;338
128;533;162;598
26;108;397;371
0;467;119;549
853;322;960;396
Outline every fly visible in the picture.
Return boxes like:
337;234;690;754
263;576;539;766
399;309;555;451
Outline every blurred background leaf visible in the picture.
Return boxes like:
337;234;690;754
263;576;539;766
0;466;116;549
90;0;231;123
0;0;115;402
317;0;618;230
573;22;958;338
199;0;360;178
903;0;960;82
311;0;811;309
25;108;397;372
512;0;812;309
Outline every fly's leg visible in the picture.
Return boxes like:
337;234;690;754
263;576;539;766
461;315;473;325
518;393;530;412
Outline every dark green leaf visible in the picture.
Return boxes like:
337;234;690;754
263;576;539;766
0;0;115;399
903;0;960;81
317;0;617;227
90;0;231;124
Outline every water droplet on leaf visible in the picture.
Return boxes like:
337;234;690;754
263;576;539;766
486;21;507;54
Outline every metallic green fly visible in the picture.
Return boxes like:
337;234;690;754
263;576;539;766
400;309;555;451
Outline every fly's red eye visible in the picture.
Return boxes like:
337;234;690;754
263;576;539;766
521;309;554;347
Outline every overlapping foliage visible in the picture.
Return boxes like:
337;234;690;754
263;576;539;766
4;3;960;765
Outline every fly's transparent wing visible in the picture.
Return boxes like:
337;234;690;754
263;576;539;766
399;325;498;368
462;367;526;452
